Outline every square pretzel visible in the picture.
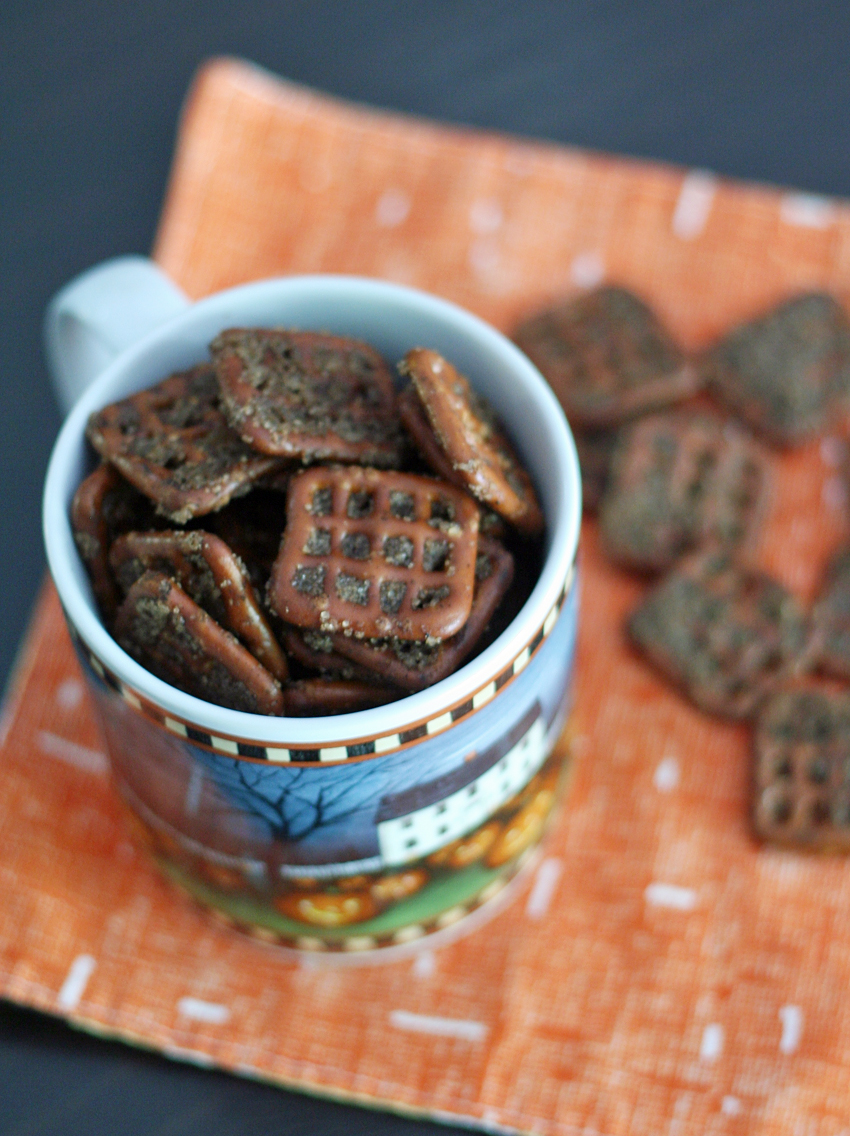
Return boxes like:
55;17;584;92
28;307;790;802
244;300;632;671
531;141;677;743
269;467;479;640
326;537;515;690
754;684;850;850
812;543;850;680
85;365;284;523
514;285;699;428
703;292;850;445
599;410;766;571
628;549;811;720
114;571;284;715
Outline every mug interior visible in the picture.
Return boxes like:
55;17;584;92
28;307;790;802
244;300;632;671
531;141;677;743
44;275;581;744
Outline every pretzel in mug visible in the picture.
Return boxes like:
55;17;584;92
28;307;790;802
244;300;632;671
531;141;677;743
326;537;515;691
114;571;285;715
269;466;480;641
399;348;544;535
211;329;404;467
86;365;285;524
109;529;288;682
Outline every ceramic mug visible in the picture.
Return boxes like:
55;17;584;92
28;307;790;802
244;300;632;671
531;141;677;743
43;259;581;952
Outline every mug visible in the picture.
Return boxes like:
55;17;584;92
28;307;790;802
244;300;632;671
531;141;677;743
43;258;581;952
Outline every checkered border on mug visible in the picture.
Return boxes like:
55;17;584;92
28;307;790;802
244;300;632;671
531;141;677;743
70;558;576;766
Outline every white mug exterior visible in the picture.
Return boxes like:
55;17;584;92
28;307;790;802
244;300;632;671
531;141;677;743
44;271;580;745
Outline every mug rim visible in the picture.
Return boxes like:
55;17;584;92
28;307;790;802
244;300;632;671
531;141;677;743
44;273;581;749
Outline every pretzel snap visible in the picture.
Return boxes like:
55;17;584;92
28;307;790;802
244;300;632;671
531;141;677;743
109;530;288;682
754;684;850;850
114;571;285;715
279;625;379;684
628;549;811;720
283;678;398;717
399;348;543;535
514;285;699;427
71;464;160;620
210;329;403;466
600;410;767;572
810;544;850;681
269;466;479;641
202;488;290;593
703;292;850;446
86;365;284;523
326;537;515;690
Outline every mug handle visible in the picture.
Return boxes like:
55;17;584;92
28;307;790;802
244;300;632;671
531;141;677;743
44;256;190;415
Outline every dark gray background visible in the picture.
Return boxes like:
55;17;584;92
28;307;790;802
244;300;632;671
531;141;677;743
3;2;850;1132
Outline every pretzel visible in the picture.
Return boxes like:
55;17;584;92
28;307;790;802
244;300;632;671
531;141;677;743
398;382;459;484
809;543;850;680
398;348;544;535
599;410;767;571
109;530;288;682
71;464;160;620
202;488;290;593
283;678;398;717
114;571;285;715
514;285;700;427
279;625;379;683
326;538;515;690
210;328;403;466
86;364;285;523
753;683;850;850
628;549;811;719
398;384;509;536
268;466;479;641
703;292;850;446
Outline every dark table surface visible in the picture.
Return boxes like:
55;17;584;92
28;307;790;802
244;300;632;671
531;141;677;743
4;3;850;1132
